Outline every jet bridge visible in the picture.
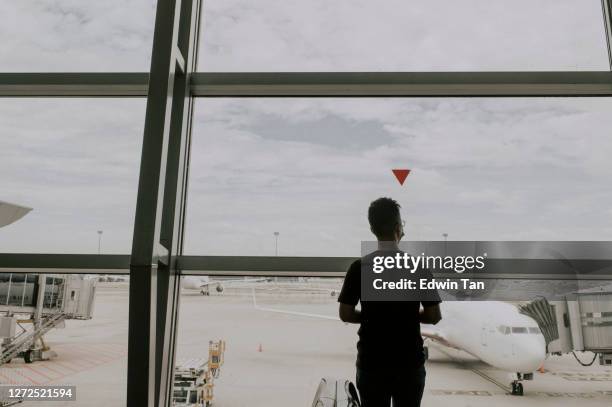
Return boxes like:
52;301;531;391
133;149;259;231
0;273;96;364
519;287;612;366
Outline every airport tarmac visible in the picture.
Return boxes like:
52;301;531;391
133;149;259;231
2;281;612;406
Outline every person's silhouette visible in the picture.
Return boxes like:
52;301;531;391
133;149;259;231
338;197;442;407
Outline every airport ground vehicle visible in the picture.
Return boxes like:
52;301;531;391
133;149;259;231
172;340;225;406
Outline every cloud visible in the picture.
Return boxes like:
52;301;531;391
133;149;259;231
183;98;612;256
200;0;608;71
1;2;612;255
1;1;608;71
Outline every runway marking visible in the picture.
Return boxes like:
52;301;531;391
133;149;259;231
429;343;511;394
549;371;612;381
0;370;16;384
52;360;80;373
430;389;495;396
25;365;54;381
10;368;40;385
35;363;66;377
534;391;612;398
429;389;612;398
0;343;127;385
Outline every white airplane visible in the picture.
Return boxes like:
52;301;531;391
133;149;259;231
182;276;270;295
252;293;545;396
421;301;545;395
0;201;32;228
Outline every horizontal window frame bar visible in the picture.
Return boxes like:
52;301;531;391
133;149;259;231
0;254;131;275
191;72;612;97
0;254;611;280
2;72;612;97
0;73;149;97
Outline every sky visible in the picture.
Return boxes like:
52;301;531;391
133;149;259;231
1;1;612;255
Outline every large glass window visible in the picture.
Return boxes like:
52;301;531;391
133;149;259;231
4;0;608;72
175;276;348;407
199;0;609;71
1;1;156;72
184;98;612;256
0;99;144;253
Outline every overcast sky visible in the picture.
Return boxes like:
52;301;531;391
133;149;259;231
1;1;612;255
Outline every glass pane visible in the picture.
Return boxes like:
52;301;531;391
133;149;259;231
0;272;128;406
0;99;144;253
1;1;155;72
199;0;609;71
185;98;612;256
176;276;349;406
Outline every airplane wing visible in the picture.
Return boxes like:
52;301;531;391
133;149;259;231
0;201;32;228
420;325;460;350
251;289;462;350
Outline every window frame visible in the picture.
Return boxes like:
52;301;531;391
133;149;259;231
2;0;612;406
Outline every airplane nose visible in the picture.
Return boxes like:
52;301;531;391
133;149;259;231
514;339;546;372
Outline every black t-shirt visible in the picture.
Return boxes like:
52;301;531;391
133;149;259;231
338;252;441;371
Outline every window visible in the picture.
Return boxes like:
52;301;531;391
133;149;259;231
199;0;609;71
176;275;345;406
185;98;612;256
511;327;529;334
3;1;612;405
528;327;541;334
0;99;145;253
0;272;128;405
1;1;156;72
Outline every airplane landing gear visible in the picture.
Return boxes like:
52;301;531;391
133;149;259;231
510;373;532;396
510;381;523;396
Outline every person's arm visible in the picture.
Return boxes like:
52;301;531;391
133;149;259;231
419;304;441;325
419;266;442;325
337;260;361;324
339;302;361;323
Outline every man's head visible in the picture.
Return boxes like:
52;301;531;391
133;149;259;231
368;197;404;242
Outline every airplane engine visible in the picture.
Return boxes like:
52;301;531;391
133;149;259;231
216;284;224;293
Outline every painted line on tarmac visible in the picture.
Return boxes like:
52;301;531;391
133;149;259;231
429;343;511;394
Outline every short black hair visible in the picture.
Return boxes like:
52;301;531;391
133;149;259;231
368;197;401;238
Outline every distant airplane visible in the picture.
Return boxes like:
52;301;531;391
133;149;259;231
182;276;269;295
252;294;545;396
0;201;32;228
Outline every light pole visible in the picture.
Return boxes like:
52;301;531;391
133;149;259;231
97;230;103;254
274;232;279;256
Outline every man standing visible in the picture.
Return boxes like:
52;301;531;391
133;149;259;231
338;197;442;407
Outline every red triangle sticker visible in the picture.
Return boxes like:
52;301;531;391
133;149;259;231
392;169;411;185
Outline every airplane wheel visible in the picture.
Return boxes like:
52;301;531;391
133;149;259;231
511;381;523;396
24;350;34;364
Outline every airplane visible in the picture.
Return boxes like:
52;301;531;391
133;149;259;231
420;301;545;395
0;200;32;228
252;292;545;396
182;275;270;295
